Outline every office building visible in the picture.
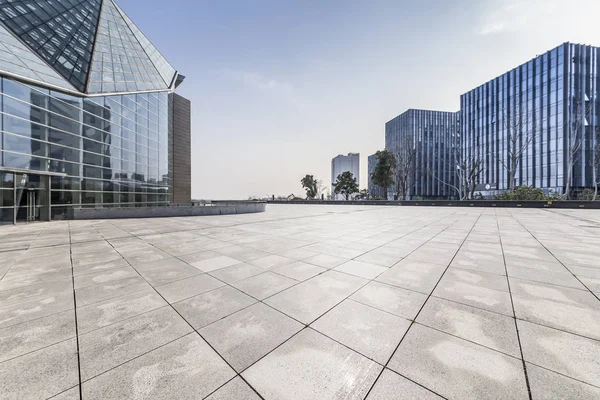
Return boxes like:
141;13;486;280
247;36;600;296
460;42;599;196
331;153;359;200
0;0;191;223
367;153;384;198
385;109;458;199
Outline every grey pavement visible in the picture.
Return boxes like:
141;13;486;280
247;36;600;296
1;204;600;399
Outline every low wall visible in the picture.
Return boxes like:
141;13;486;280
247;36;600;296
267;200;600;209
72;201;266;220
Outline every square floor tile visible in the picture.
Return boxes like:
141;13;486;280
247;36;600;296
376;260;446;294
135;257;202;286
334;260;388;279
354;248;403;267
200;303;303;371
75;276;151;307
366;368;442;399
388;324;529;400
0;291;74;329
518;320;600;387
243;328;381;400
155;274;225;303
271;261;326;281
174;286;256;329
444;267;509;292
81;333;235;399
416;297;520;358
265;271;367;324
0;309;75;362
351;281;427;320
79;306;192;381
433;278;513;316
303;253;348;269
205;377;261;399
76;288;167;334
189;255;243;272
526;362;600;399
232;271;297;300
510;279;600;340
0;339;79;400
312;299;411;364
249;255;295;270
209;263;266;284
74;267;139;290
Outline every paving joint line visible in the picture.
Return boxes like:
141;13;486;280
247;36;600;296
68;221;84;400
507;210;600;302
362;211;484;399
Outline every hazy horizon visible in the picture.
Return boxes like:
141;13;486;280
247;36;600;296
119;0;600;199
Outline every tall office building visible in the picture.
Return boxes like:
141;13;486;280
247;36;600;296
331;153;359;200
0;0;191;223
385;109;458;199
460;42;599;196
367;153;384;198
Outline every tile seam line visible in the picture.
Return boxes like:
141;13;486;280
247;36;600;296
0;223;46;280
508;209;600;302
68;220;84;400
496;210;533;400
102;209;463;398
92;223;267;400
362;210;485;400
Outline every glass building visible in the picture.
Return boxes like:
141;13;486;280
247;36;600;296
460;42;599;196
0;0;191;223
385;109;459;199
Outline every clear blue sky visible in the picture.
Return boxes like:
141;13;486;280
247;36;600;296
118;0;599;199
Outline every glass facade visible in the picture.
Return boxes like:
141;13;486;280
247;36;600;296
386;109;459;199
0;0;102;92
0;77;173;221
460;43;600;195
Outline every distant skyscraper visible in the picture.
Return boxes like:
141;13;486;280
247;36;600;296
460;42;600;196
367;154;384;198
331;153;360;200
385;110;458;199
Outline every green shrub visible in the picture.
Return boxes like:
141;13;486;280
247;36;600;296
499;186;547;201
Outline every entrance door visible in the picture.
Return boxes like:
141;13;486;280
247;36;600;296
26;190;36;221
14;173;50;223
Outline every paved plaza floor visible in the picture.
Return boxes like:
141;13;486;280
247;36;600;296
1;204;600;399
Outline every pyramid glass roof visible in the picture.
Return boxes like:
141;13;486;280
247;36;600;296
0;0;101;92
0;0;178;95
0;22;76;91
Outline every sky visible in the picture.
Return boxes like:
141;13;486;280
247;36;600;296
118;0;600;199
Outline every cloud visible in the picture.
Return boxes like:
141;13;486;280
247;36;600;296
219;68;297;101
476;0;559;35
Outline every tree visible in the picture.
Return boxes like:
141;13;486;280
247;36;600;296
333;171;359;200
300;175;318;200
430;132;483;200
564;100;591;200
316;179;328;200
371;150;396;200
359;188;369;200
394;136;416;200
499;110;536;191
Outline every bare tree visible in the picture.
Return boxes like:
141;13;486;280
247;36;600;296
592;127;600;201
316;179;328;200
564;99;591;200
394;136;416;200
497;111;536;191
429;133;483;200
